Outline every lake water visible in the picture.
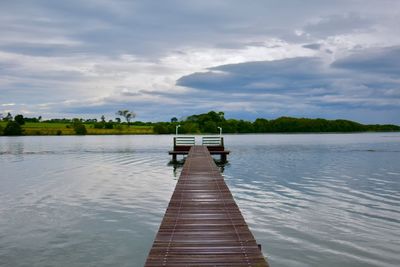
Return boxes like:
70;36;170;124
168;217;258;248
0;134;399;267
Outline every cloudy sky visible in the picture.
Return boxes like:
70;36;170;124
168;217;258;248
1;0;399;123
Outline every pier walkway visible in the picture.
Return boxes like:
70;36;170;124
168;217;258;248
145;146;268;266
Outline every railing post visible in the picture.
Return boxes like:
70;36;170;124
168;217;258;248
175;125;181;135
221;137;224;147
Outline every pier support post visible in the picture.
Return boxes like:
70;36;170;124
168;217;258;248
221;153;227;162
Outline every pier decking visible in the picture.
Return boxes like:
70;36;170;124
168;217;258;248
145;146;268;266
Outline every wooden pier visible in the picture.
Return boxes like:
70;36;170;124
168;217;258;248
145;146;268;266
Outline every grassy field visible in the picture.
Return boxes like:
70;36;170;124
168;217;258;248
0;122;154;135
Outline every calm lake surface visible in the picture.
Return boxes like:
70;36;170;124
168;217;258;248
0;134;399;267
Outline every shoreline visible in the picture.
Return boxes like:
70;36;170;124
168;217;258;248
1;131;400;137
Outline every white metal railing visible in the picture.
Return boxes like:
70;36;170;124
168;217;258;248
202;136;223;146
175;136;195;146
173;136;224;146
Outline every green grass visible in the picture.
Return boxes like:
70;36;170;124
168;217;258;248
24;122;69;128
0;122;154;135
86;124;153;135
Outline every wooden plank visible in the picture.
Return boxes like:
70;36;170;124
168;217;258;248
145;146;268;266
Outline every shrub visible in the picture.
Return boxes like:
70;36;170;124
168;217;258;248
93;122;104;129
0;125;3;135
14;114;25;125
104;122;114;129
153;123;169;134
56;130;62;135
72;121;87;135
4;121;22;136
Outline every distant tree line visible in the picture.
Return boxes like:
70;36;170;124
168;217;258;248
1;110;399;136
151;111;400;134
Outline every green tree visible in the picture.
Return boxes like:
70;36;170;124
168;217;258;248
181;122;199;134
203;121;218;133
221;119;238;133
171;117;178;123
14;114;25;125
4;112;12;121
253;118;270;132
116;110;136;126
4;121;22;136
153;123;170;134
237;120;254;133
104;122;114;129
187;111;225;125
72;119;87;135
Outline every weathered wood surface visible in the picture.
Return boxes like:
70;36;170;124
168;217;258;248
145;146;268;267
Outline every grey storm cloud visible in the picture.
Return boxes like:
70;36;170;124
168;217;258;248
332;46;400;75
303;43;322;50
178;46;400;112
178;58;328;93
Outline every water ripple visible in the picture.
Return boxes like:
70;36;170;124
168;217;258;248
1;134;399;266
224;133;400;267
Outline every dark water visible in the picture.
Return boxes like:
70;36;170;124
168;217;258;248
0;134;399;267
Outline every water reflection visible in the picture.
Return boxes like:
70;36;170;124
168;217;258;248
223;133;400;267
168;159;185;178
168;157;228;176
